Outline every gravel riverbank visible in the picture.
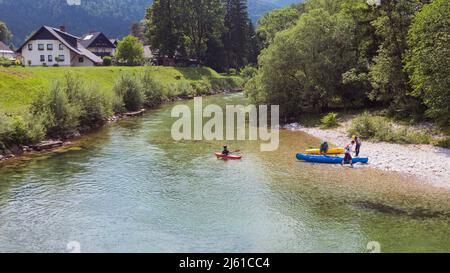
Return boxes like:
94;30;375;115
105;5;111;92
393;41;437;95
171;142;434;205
286;123;450;189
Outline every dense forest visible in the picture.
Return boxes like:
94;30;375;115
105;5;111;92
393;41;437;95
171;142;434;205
0;0;296;46
144;0;262;72
245;0;449;128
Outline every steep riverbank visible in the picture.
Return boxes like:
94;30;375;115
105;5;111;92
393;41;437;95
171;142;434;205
286;123;450;189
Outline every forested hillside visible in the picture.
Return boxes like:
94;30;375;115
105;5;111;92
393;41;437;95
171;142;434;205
0;0;300;46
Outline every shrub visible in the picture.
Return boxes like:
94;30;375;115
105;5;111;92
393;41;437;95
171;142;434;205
0;56;11;67
240;65;258;83
103;56;112;66
140;71;166;106
176;81;194;97
190;81;211;96
43;83;81;137
320;112;339;129
78;86;111;127
114;73;144;112
0;114;45;146
436;136;450;148
348;112;395;141
349;112;433;144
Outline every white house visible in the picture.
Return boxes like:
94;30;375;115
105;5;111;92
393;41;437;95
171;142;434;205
80;32;116;58
16;26;103;66
0;41;15;60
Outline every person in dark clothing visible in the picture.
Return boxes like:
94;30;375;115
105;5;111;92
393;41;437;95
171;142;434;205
320;142;329;155
222;145;230;156
354;136;362;157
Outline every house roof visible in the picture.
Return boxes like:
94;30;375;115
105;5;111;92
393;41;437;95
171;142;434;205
80;32;116;49
16;26;103;64
0;41;13;53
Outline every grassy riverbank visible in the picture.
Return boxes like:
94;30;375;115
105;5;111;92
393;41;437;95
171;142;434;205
0;66;243;115
0;66;243;158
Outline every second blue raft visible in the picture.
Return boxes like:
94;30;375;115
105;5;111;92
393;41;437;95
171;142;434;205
296;153;369;164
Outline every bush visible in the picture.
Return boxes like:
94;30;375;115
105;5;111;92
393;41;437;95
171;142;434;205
0;56;11;67
348;112;390;141
114;73;144;112
103;56;112;66
240;65;258;83
436;137;450;148
0;114;45;146
349;112;433;144
320;112;339;129
43;83;81;137
141;71;166;106
78;86;111;127
190;81;211;96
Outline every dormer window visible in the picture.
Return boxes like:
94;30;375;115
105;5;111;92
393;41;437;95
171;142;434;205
47;44;53;50
28;44;33;50
38;44;44;51
59;44;64;50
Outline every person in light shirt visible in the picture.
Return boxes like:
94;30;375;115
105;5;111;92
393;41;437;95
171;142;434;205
342;140;355;167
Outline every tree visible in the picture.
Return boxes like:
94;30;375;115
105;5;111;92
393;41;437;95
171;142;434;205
131;21;146;43
405;0;450;126
222;0;251;69
179;0;225;60
247;8;357;118
368;0;426;115
0;21;12;44
115;35;144;66
256;5;303;48
145;0;182;58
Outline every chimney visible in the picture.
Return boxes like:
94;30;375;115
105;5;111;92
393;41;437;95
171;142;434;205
59;26;66;32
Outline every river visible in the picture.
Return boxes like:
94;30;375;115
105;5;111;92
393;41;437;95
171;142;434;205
0;93;449;253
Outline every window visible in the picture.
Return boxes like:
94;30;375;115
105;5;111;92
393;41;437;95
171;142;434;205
48;55;53;62
78;57;84;63
28;44;33;50
47;44;53;50
40;55;45;62
38;44;44;51
59;44;64;50
58;55;65;62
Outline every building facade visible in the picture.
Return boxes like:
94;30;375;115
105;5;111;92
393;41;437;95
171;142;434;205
17;26;103;66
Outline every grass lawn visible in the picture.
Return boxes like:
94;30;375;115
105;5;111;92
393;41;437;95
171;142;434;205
0;66;242;115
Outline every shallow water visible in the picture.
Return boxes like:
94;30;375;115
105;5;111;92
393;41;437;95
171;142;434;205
0;93;449;253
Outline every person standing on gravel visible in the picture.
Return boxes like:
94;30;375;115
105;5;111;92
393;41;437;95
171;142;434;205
354;136;362;157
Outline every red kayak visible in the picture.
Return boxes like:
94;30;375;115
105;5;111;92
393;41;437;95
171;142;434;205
214;152;242;160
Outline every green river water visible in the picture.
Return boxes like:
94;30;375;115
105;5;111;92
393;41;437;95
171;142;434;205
0;93;449;253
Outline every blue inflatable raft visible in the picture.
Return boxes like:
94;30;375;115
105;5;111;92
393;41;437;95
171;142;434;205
296;153;369;164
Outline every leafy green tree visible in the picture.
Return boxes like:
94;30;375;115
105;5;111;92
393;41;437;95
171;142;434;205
256;5;303;48
223;0;251;69
0;21;12;44
368;0;426;115
247;8;357;118
405;0;450;126
145;0;183;58
179;0;225;60
115;35;144;66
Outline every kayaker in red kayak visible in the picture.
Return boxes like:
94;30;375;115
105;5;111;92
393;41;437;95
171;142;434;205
222;145;230;156
342;140;355;167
